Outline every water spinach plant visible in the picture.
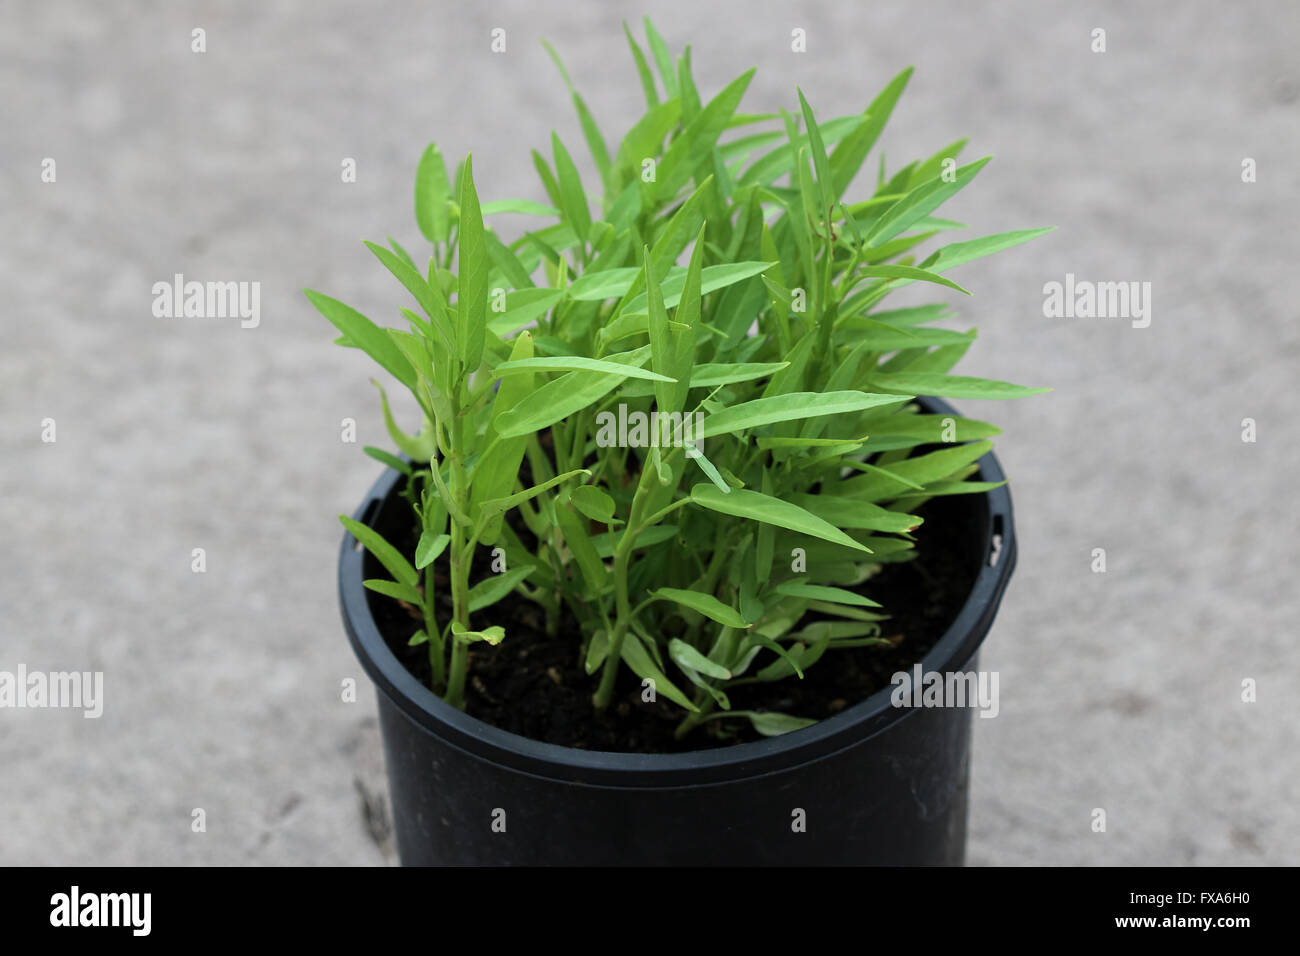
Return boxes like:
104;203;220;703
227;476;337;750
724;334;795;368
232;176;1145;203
308;20;1049;742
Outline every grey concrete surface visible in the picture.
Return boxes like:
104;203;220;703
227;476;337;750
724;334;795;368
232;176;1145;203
1;0;1297;865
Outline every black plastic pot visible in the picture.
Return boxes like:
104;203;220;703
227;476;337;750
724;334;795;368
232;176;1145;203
339;396;1017;865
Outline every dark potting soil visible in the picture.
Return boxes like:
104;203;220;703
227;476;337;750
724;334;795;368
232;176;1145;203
363;474;982;754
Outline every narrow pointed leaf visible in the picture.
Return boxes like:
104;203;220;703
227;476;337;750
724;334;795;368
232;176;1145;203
689;485;872;553
669;638;731;680
414;532;451;570
869;372;1050;399
491;354;676;382
700;390;906;439
363;579;424;605
415;144;453;243
773;581;881;608
457;155;488;371
735;711;817;736
652;588;750;628
306;290;415;391
621;634;698;711
468;566;537;612
919;228;1056;273
340;515;419;587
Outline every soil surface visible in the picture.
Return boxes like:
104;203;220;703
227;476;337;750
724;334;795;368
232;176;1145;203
365;474;982;753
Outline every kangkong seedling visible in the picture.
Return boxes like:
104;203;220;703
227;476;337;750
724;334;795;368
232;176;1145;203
308;19;1049;741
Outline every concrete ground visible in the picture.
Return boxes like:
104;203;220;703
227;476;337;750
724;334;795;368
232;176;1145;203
1;0;1297;865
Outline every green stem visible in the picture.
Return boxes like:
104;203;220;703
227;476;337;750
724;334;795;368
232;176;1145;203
675;623;742;740
592;539;634;713
444;532;473;709
674;696;716;740
424;563;445;690
443;408;474;710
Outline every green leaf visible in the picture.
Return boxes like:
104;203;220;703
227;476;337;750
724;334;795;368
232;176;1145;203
869;372;1050;400
450;621;505;645
837;324;974;353
340;515;419;587
555;501;609;594
773;581;880;608
856;264;970;295
651;587;750;629
642;245;676;416
566;266;642;302
614;98;681;189
752;629;833;682
649;176;715;274
737;118;861;190
485;231;536;289
919;228;1055;274
624;22;659;108
490;354;676;382
473;331;537;542
457;155;489;372
731;710;817;736
474;468;591;531
591;524;679;558
756;434;867;450
539;40;612;190
551;132;592;243
797;89;830;213
494;346;657;438
642;17;678;98
468;566;536;613
531;149;563;210
621;633;698;711
861;304;956;326
372;380;435;461
838;441;994;500
689;362;789;387
306;290;415;391
689;485;872;553
363;579;424;605
570;260;772;306
889;479;1007;502
362;445;412;476
667;224;706;412
700;390;906;439
486;288;564;336
687;442;732;494
829;67;912;196
668;638;731;680
859;412;1000;441
415;143;453;243
585;629;610;674
864;157;991;248
363;240;442;320
387;236;417;270
414;532;450;570
787;493;922;533
480;199;561;217
570;485;616;524
653;68;755;203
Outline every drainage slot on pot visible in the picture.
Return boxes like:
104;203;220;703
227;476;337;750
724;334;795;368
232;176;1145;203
988;514;1004;567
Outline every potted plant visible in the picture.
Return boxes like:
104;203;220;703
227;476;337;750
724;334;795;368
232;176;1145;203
308;19;1050;865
